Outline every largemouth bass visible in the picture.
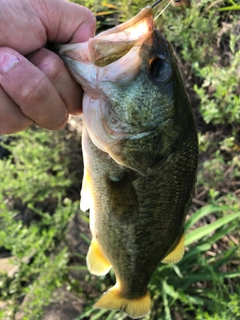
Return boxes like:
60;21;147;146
59;6;198;319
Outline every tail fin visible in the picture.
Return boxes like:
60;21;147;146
94;285;151;319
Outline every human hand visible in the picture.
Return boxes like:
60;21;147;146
0;0;96;134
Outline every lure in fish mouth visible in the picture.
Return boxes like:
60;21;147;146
59;4;198;319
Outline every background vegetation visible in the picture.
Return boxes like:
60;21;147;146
0;0;239;319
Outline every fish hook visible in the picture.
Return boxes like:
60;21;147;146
151;0;181;8
153;0;182;20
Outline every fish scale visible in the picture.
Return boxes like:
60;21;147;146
59;5;198;319
82;125;197;300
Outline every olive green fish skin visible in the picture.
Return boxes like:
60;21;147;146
63;26;198;300
81;28;198;296
83;120;198;299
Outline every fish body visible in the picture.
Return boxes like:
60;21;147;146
60;7;198;318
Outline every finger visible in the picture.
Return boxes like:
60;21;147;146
0;47;68;130
29;48;83;115
41;0;96;43
67;4;96;43
0;87;32;134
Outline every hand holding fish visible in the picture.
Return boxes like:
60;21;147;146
0;0;96;134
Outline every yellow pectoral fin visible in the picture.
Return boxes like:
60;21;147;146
94;284;151;319
80;168;93;212
162;234;185;264
87;239;112;276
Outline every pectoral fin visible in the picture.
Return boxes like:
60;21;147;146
162;234;185;264
108;174;139;223
87;239;112;276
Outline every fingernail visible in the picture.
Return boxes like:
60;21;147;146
0;54;20;74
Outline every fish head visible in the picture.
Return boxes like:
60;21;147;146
59;7;194;175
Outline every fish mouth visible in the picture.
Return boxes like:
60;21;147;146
58;6;155;95
59;7;154;69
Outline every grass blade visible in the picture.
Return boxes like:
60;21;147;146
179;243;211;265
68;265;88;271
185;212;240;246
185;205;225;231
91;309;110;319
206;224;238;246
211;246;240;269
75;307;95;319
105;310;118;320
80;233;91;245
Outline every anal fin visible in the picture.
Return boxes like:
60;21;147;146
162;234;185;264
87;239;111;276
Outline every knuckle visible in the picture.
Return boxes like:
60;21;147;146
21;74;49;105
0;119;32;134
52;112;69;130
43;109;69;131
40;55;64;83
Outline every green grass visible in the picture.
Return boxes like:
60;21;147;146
0;128;80;319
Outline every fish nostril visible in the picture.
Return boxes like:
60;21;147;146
111;117;118;124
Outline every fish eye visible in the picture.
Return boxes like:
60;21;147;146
148;56;171;83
